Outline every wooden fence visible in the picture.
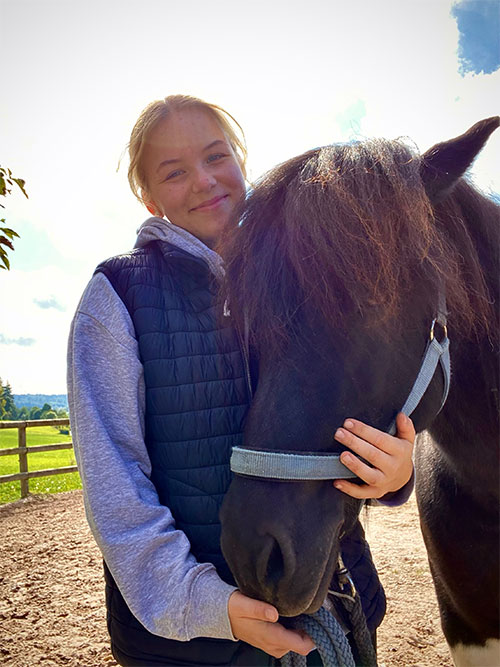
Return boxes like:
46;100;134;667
0;418;76;498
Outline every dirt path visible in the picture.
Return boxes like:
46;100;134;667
0;490;452;666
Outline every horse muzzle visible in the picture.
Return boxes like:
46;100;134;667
220;476;346;616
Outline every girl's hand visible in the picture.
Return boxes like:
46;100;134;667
332;413;415;499
228;590;314;658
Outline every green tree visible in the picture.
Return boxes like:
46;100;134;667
0;165;28;270
18;406;29;420
0;380;5;420
29;406;42;420
2;382;17;419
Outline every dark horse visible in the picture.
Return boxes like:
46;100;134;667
219;118;499;665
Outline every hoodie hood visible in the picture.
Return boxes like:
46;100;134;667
134;217;225;281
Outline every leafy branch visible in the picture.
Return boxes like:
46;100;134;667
0;165;28;270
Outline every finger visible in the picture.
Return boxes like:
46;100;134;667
268;624;315;656
337;450;381;485
252;623;314;658
246;600;279;622
340;419;401;455
396;412;416;444
229;591;279;622
333;479;382;499
335;428;389;471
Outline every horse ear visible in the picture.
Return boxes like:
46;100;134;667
421;116;500;204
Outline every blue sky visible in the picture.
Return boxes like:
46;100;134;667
0;0;499;393
452;0;500;74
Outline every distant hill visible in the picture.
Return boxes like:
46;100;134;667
14;394;69;410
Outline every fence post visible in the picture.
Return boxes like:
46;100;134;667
18;424;28;498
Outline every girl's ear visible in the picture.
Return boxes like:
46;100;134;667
146;202;160;216
142;191;163;217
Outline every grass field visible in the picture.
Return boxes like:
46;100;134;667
0;425;82;504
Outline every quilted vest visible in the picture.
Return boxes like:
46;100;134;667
96;240;249;584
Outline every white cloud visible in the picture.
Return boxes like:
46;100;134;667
33;296;66;311
0;334;36;347
0;266;86;393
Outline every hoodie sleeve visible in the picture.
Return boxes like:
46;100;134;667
67;272;237;641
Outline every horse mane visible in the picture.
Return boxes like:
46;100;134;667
218;139;498;354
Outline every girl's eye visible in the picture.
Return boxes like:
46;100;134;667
164;169;184;181
207;153;226;163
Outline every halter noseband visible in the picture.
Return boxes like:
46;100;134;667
231;300;450;481
230;447;359;480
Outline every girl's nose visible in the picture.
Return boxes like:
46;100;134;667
192;168;216;193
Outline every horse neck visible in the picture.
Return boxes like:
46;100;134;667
447;182;499;306
426;184;499;490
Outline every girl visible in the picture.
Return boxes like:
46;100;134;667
68;95;414;666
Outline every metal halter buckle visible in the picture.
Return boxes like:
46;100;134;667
329;564;357;603
337;567;356;599
430;318;448;342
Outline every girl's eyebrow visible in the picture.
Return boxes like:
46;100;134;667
203;139;226;151
156;156;181;172
156;140;227;173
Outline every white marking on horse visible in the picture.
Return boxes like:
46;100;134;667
450;639;500;666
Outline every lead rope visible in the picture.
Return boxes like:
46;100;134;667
280;606;356;667
279;562;377;667
328;572;378;667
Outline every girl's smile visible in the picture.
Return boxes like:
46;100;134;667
142;109;246;247
190;194;230;212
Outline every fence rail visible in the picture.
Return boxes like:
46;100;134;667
0;418;76;498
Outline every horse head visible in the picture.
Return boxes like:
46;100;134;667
218;118;499;618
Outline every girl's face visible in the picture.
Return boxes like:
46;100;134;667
141;108;246;248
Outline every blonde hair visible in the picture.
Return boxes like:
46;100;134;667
127;94;247;204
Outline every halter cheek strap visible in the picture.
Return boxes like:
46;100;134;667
387;317;450;436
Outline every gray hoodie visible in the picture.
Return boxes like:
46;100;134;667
67;218;237;642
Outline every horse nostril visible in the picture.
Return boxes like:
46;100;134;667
265;539;285;585
256;531;297;592
256;534;289;589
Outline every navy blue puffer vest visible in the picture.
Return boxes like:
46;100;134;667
96;240;249;584
95;241;268;666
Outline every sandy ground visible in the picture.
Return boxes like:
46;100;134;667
0;490;453;667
